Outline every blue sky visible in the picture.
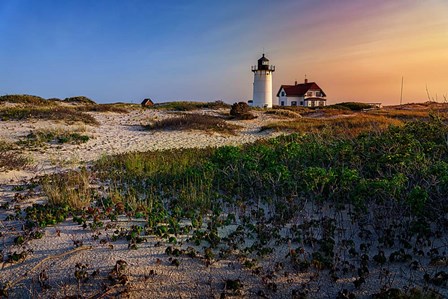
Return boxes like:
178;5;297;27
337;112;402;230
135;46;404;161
1;0;447;104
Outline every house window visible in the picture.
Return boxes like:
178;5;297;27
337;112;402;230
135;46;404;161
319;101;324;106
291;101;297;106
306;92;312;96
281;91;285;97
300;101;303;106
281;101;285;106
316;91;320;97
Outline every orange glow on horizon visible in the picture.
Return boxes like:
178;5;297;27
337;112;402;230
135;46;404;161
272;1;448;105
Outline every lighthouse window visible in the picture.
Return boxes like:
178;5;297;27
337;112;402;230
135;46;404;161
262;61;269;65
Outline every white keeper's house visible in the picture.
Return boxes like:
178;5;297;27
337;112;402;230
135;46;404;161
277;79;327;107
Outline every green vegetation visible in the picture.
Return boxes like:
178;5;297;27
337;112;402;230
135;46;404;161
152;100;230;111
0;106;98;125
144;113;240;135
38;117;448;219
18;128;90;147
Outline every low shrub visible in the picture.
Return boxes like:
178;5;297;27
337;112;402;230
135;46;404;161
230;102;256;120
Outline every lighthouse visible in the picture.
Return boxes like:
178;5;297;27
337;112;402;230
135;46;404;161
251;54;275;108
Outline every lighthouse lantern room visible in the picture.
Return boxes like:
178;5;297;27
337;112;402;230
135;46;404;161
251;54;275;108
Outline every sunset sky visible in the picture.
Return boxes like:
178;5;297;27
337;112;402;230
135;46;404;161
0;0;447;104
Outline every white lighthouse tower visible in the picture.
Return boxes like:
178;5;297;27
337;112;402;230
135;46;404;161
251;54;275;108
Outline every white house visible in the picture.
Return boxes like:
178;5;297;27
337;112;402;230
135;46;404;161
276;79;327;107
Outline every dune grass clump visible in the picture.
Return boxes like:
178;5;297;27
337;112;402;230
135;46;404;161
18;128;90;147
41;169;92;209
144;113;240;135
367;108;432;120
0;94;53;106
0;139;29;171
326;102;374;111
63;96;96;105
264;109;302;119
153;100;230;111
0;106;99;125
261;114;402;137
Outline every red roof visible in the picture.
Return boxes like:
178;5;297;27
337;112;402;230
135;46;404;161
276;82;326;97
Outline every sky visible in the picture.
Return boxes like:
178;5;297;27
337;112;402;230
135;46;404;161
0;0;447;105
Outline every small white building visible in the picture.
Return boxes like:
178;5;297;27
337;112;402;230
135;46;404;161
277;79;327;107
251;54;275;108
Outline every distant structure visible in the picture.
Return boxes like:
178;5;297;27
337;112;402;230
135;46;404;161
251;54;275;108
141;98;154;107
277;79;327;107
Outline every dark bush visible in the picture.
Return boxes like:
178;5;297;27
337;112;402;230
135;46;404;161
230;102;256;120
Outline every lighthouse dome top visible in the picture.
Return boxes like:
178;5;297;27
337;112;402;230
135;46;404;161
257;54;272;71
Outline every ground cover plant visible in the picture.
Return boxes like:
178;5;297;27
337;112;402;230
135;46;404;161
143;113;241;135
2;117;448;297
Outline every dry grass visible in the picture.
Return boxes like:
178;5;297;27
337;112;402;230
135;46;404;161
153;101;230;111
264;109;302;119
367;109;430;120
41;169;92;209
261;114;403;138
144;113;241;135
0;106;99;125
0;139;29;171
0;94;54;106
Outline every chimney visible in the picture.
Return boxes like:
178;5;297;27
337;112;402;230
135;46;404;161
304;78;308;84
294;81;297;86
